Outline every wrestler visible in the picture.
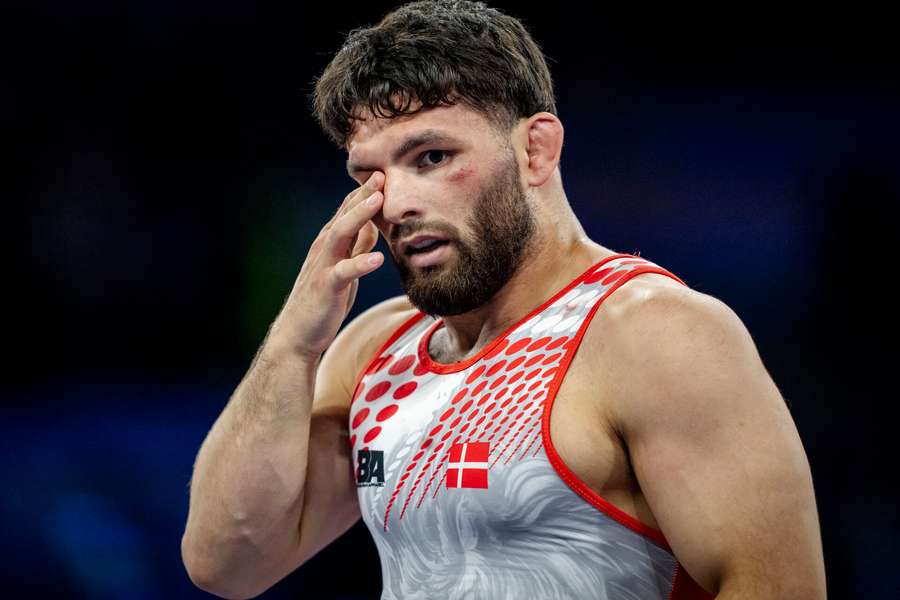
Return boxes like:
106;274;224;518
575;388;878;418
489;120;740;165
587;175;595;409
182;2;825;598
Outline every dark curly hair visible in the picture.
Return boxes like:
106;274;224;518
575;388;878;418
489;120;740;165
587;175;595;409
311;0;556;148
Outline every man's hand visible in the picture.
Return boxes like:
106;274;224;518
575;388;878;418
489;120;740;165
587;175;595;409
268;171;386;362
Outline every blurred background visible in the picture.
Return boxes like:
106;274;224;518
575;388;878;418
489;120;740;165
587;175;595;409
3;1;898;597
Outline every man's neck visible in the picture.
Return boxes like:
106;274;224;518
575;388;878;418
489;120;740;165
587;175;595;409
429;233;617;364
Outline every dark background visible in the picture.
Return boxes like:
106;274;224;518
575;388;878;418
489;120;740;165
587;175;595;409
3;1;898;598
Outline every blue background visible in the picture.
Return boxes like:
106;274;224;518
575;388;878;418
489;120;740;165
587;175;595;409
4;1;898;597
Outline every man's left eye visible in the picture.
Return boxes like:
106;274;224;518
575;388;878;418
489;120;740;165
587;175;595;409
419;150;448;167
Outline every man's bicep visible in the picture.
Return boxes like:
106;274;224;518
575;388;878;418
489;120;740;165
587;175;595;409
617;293;824;598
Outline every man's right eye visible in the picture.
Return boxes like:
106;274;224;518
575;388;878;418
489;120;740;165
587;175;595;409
418;150;449;169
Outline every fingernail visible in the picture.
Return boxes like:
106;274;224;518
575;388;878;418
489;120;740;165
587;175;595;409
366;192;379;206
367;253;382;265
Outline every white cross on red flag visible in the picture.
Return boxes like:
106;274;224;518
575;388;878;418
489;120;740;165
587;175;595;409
446;441;489;488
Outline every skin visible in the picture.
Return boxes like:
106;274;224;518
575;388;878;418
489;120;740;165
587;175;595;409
181;100;826;599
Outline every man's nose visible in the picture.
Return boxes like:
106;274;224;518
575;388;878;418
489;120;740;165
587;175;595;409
378;170;423;226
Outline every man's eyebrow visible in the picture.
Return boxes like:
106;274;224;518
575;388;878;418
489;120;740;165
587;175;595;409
346;130;461;176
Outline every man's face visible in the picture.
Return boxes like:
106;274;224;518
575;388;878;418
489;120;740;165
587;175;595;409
346;103;535;316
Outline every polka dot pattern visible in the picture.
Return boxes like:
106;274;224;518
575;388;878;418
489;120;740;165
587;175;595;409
348;255;672;531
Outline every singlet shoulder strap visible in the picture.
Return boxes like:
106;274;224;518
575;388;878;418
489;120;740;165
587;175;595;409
540;253;688;549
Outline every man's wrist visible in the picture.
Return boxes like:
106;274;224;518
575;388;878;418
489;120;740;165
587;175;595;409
253;326;322;376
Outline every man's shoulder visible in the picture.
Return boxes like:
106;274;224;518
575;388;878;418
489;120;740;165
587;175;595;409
582;270;763;423
343;295;420;344
585;271;743;353
579;269;749;377
329;295;421;373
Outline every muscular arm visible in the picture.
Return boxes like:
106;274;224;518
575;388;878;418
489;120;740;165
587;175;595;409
181;171;400;598
607;286;825;598
181;294;414;599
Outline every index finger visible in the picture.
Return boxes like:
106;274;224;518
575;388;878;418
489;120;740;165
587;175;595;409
334;171;384;221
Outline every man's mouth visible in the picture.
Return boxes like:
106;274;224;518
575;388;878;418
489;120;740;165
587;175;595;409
405;238;450;256
399;236;453;268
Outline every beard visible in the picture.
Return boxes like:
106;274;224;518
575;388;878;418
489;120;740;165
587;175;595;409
387;151;536;316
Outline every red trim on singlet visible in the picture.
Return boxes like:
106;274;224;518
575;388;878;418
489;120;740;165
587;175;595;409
540;263;689;552
348;311;428;414
669;561;714;599
416;253;638;374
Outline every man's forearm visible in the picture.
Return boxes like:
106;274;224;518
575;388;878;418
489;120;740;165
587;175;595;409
181;340;318;591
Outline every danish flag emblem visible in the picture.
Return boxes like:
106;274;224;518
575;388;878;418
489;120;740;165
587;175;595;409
446;442;489;489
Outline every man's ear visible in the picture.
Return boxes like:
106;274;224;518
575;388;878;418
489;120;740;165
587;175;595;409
516;112;564;187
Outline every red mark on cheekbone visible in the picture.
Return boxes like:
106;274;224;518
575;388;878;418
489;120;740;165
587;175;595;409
449;166;474;182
